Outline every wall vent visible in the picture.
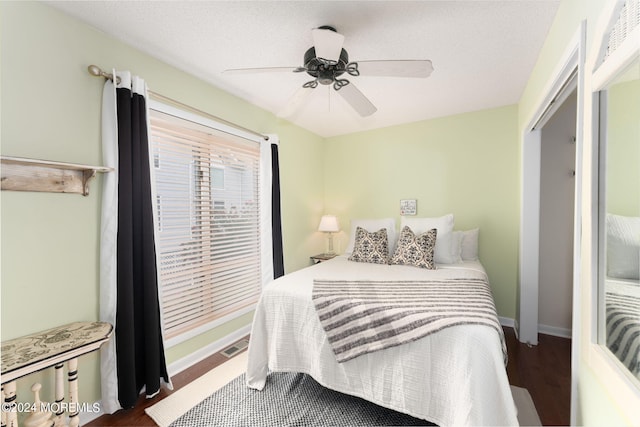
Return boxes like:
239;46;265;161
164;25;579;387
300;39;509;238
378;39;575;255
605;0;640;60
220;339;249;358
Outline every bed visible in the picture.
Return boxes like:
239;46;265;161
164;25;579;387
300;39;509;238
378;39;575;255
245;253;518;426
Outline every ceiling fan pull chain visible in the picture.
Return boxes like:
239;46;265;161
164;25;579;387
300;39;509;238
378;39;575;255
345;62;360;76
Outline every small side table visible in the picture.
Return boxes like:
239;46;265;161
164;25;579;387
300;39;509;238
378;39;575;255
310;253;337;264
1;321;113;427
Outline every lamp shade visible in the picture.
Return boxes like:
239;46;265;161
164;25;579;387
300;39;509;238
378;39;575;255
318;215;339;233
312;28;345;63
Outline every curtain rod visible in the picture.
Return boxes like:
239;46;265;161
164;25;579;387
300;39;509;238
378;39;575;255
87;65;269;141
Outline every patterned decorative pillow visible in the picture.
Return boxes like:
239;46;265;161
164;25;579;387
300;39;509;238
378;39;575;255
348;226;390;264
390;226;437;269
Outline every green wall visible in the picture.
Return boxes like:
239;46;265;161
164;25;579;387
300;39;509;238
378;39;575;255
324;105;520;318
0;1;324;411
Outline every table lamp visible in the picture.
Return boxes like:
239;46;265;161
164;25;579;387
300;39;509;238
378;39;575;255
318;215;340;254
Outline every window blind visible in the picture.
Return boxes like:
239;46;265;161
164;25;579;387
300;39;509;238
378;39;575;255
149;109;262;340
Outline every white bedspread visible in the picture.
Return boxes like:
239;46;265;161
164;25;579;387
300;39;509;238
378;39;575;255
246;256;518;426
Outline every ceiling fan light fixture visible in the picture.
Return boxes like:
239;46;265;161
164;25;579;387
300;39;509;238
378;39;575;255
301;46;349;86
317;67;336;85
223;26;433;118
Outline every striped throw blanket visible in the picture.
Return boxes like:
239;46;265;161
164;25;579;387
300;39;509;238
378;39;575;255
606;291;640;379
312;278;507;363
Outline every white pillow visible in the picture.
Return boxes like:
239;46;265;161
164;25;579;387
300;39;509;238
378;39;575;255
607;214;640;280
459;228;479;261
400;214;455;264
345;218;397;256
450;231;463;263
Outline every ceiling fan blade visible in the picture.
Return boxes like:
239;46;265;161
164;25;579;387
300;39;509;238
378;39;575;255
277;86;314;118
223;66;299;75
356;60;434;78
337;82;377;117
312;28;344;63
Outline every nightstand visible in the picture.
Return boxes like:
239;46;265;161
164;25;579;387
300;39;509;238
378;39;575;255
310;253;337;264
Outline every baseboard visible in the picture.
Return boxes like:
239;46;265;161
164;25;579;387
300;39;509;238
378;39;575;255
167;324;252;377
81;325;251;424
538;323;572;339
499;316;515;328
79;400;104;425
499;317;571;339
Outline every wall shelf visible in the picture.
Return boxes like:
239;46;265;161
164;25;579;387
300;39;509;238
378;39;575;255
0;156;113;196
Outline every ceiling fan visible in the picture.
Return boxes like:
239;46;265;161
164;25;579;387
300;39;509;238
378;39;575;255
223;26;434;117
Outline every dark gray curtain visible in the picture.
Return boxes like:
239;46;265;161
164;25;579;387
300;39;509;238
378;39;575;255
271;143;284;278
115;86;169;408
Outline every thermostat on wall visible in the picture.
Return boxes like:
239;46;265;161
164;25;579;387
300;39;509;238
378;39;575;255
400;199;417;216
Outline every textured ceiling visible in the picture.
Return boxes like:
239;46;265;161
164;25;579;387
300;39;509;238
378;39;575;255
49;1;560;138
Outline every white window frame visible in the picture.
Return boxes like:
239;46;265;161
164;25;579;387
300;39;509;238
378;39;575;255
149;99;267;348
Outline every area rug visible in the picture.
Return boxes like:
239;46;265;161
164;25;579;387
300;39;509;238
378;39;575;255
146;352;541;426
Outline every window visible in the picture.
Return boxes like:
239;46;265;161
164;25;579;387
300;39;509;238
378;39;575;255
149;104;262;344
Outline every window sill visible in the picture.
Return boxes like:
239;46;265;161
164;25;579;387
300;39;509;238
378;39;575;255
164;304;256;349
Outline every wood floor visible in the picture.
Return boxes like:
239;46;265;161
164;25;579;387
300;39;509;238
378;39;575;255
87;327;571;426
505;328;572;426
